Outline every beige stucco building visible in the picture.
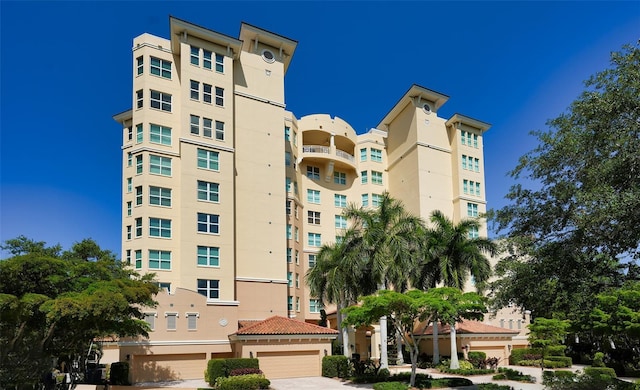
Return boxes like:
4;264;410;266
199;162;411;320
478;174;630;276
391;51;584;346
112;16;520;382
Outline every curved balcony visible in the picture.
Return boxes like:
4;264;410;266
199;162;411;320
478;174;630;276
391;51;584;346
301;144;356;170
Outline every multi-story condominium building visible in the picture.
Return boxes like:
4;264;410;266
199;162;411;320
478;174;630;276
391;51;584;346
112;16;514;383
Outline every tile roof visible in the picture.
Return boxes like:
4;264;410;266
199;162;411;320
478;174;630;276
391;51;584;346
414;320;520;335
235;316;339;335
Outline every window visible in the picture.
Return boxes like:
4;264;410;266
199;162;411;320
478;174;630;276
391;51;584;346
475;182;481;196
293;181;298;195
126;201;132;216
295;227;299;242
128;152;132;167
187;313;198;330
136;56;143;75
371;148;382;162
309;299;322;313
287;247;292;263
308;254;316;267
200;117;212;138
288;296;293;311
335;215;347;229
308;211;321;225
295;250;299;264
215;53;224;72
150;56;171;79
197;149;219;171
135;249;142;268
474;158;480;172
285;151;291;166
463;180;481;196
157;282;171;293
197;213;219;234
286;177;292;193
135;155;143;174
203;83;212;104
306;166;320;180
286;224;292;240
126;177;132;193
197;181;219;202
473;134;478;148
308;233;321;247
371;171;383;185
287;272;293;287
127;127;133;141
334;171;346;185
126;225;132;240
296;273;300;288
336;235;344;244
150;90;171;112
166;313;177;330
190;80;199;100
197;246;219;267
215;121;224;140
136;90;143;109
144;313;155;330
136;218;142;237
284;126;290;141
149;218;171;238
468;226;479;238
125;249;131;265
462;154;468;170
463;179;469;194
150;155;171;176
203;49;212;69
334;194;346;207
360;148;367;162
197;279;219;299
190;115;200;135
135;186;142;205
149;186;171;207
215;87;224;106
293;132;298;146
190;46;199;65
150;124;171;145
307;189;320;204
467;202;478;217
286;200;291;215
362;194;369;207
361;171;368;184
136;124;143;143
372;193;383;207
149;250;171;269
296;297;300;312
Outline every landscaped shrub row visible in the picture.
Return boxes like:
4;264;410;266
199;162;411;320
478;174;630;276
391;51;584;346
206;358;260;386
546;356;572;366
229;367;263;376
509;348;542;365
477;384;515;390
373;382;409;390
388;372;433;388
543;369;635;390
439;367;495;375
584;366;617;379
492;367;535;383
321;355;352;378
214;373;270;390
518;359;570;368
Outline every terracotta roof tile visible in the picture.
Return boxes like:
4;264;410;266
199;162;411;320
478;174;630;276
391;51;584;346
414;319;520;335
235;316;339;335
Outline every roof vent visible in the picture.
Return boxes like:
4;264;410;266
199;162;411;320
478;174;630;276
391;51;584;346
262;49;275;64
422;103;432;115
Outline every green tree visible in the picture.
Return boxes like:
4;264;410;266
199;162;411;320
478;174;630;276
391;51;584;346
528;317;571;368
342;288;486;386
589;281;640;351
412;210;497;365
0;237;158;387
342;192;425;367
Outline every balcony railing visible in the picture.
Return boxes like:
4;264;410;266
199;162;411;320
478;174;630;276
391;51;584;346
302;145;330;154
336;149;355;162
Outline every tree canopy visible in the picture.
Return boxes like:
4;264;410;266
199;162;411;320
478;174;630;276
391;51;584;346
0;237;158;387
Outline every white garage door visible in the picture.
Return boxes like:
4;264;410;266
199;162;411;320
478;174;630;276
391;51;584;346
257;350;320;379
132;353;207;382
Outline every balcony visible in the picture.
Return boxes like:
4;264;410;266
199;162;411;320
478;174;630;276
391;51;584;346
301;144;356;170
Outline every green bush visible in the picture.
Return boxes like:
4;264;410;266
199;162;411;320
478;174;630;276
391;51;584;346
544;369;635;390
388;373;433;388
585;366;617;379
477;384;515;390
496;367;535;383
109;362;130;385
215;374;270;390
468;351;487;360
321;355;351;378
492;373;507;380
593;352;606;367
509;348;542;365
438;367;495;375
430;377;474;387
373;382;409;390
224;358;259;372
546;356;572;366
546;345;567;356
207;359;227;385
518;359;569;368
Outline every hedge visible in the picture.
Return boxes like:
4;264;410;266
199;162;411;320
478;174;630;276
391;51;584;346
206;358;260;386
546;345;567;356
584;367;617;379
546;356;572;367
215;374;270;390
322;355;351;378
518;359;570;368
468;351;487;360
509;348;542;365
373;382;409;390
109;362;130;385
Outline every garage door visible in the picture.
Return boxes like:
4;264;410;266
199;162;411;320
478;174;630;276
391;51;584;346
257;350;320;379
132;353;207;382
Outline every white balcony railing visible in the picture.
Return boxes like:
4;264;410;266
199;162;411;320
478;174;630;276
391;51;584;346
336;149;355;162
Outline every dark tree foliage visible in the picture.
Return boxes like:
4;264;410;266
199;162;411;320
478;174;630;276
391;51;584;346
0;237;158;388
489;42;640;370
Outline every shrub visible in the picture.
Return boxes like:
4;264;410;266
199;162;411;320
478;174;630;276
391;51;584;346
593;351;606;367
109;362;130;385
322;355;351;378
430;377;474;387
207;359;227;385
585;366;617;379
546;345;567;356
224;358;259;373
522;353;543;361
215;374;270;390
546;356;572;367
492;374;507;380
373;382;409;390
229;368;263;376
388;373;433;388
439;367;495;375
509;347;543;365
468;351;487;360
496;367;535;383
477;384;515;390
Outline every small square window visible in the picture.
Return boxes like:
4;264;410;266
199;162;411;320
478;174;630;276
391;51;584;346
308;211;321;225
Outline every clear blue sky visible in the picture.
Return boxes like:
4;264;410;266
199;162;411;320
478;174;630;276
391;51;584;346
1;1;639;258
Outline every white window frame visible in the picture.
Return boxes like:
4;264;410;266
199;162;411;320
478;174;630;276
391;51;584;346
197;213;219;234
149;249;171;270
197;149;219;171
150;56;171;79
149;218;171;238
308;211;321;225
150;124;171;145
197;246;220;267
150;90;171;112
197;180;219;202
307;189;320;204
149;155;171;176
197;279;219;299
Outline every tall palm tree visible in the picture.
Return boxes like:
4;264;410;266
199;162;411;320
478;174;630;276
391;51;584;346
306;232;363;356
412;210;498;367
343;192;425;367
